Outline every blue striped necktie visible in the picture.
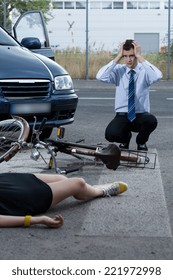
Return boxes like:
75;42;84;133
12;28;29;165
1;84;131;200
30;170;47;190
128;69;136;122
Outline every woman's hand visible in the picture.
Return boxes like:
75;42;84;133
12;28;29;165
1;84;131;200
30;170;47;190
0;214;64;228
42;215;64;228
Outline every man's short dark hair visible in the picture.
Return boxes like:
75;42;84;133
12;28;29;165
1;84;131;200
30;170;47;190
123;39;134;50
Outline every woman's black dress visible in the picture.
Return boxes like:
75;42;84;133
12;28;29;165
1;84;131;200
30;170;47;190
0;173;52;216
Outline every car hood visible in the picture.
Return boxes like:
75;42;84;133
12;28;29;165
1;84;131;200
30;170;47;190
0;46;65;79
34;52;68;76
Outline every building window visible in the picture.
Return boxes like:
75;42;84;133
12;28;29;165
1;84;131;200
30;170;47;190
149;1;160;9
113;1;123;9
64;1;75;9
138;1;148;9
164;1;173;9
102;2;112;9
51;0;164;10
76;1;86;9
52;1;63;9
90;2;101;9
127;1;137;9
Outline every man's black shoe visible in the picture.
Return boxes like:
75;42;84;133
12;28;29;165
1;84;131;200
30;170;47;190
137;143;148;151
119;143;129;149
119;133;132;150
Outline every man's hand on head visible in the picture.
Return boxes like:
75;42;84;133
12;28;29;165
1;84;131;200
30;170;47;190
132;41;145;62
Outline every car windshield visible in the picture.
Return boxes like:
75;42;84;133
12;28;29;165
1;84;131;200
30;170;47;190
0;27;19;46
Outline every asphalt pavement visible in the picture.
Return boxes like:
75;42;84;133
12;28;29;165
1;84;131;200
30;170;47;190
0;79;173;261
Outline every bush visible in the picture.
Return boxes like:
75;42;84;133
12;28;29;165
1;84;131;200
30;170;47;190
55;48;171;80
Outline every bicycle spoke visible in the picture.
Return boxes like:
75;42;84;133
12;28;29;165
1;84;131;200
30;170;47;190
0;117;27;162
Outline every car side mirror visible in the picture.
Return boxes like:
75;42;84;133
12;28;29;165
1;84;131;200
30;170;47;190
21;37;41;49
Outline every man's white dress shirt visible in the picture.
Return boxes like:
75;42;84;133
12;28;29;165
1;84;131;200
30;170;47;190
96;60;163;113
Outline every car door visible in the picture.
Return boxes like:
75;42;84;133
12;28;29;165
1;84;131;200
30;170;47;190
13;10;54;60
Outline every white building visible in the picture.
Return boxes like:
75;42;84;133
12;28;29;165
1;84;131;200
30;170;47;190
47;0;173;52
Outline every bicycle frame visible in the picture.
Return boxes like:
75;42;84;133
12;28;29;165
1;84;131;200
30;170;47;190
0;116;157;173
30;119;157;174
31;138;121;174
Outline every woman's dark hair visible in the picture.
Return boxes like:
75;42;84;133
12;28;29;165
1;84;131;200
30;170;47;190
123;39;134;50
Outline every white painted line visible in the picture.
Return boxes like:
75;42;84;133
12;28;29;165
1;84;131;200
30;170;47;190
75;88;156;92
79;97;114;100
157;116;173;118
79;97;173;101
80;149;172;237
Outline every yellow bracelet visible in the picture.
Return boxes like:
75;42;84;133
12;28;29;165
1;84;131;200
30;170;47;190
24;215;32;227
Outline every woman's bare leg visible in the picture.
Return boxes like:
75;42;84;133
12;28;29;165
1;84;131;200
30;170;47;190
34;173;128;209
34;174;102;207
34;173;67;184
47;177;103;208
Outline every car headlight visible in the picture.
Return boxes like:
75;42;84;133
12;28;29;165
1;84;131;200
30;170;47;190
54;75;73;90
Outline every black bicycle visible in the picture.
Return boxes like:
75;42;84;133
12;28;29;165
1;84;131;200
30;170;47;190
0;116;157;173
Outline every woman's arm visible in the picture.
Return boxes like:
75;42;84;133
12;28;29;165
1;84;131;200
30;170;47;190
0;214;63;228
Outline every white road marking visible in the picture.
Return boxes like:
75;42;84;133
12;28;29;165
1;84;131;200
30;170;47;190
2;145;171;238
79;97;114;100
157;116;173;118
80;149;172;237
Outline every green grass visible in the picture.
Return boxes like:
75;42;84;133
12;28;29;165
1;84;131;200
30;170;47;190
55;48;171;80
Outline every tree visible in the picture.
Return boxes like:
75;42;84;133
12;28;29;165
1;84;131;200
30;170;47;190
0;0;52;30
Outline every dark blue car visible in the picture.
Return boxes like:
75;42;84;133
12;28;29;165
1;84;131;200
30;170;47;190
0;11;78;139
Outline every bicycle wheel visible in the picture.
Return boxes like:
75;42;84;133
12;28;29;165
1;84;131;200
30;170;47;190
0;116;30;163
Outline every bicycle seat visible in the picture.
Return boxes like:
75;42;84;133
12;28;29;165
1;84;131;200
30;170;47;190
96;144;120;170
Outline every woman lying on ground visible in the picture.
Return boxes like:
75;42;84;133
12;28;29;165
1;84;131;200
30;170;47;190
0;173;128;228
